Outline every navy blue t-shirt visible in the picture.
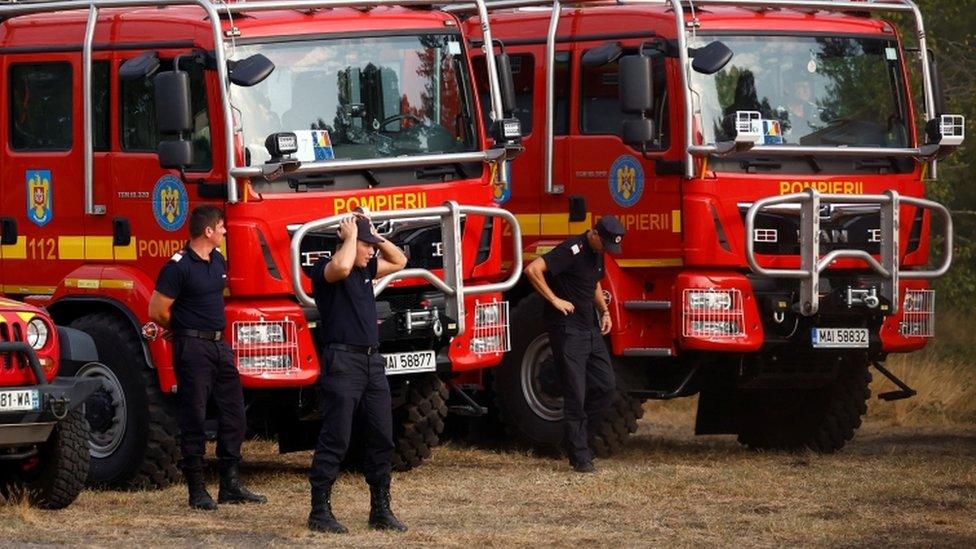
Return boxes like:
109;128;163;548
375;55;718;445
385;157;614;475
312;256;379;347
155;246;227;331
542;233;604;329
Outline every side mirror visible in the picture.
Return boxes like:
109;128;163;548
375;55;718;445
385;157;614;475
229;53;275;87
581;42;622;67
494;52;518;117
622;119;656;151
153;69;192;134
158;140;192;169
691;41;733;75
119;51;160;81
568;195;587;223
619;55;654;113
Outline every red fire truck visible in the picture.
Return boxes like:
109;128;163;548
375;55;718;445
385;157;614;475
0;0;523;488
461;0;963;454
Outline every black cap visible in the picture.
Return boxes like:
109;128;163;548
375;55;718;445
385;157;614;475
595;215;625;254
355;217;383;245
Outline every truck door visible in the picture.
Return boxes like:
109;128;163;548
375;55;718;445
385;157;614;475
109;53;216;272
473;50;571;251
568;45;681;265
492;49;572;247
1;54;92;295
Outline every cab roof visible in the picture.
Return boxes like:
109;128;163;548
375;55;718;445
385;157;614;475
0;6;459;49
474;4;892;42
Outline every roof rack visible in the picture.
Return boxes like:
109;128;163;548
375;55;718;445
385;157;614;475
0;0;511;206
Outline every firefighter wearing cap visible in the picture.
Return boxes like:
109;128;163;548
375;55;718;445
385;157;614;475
523;215;626;473
148;205;267;510
307;214;409;534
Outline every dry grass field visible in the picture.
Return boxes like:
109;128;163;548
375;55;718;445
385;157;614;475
2;315;974;547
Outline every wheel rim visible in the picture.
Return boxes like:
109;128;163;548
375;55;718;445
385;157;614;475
77;362;127;458
520;334;563;421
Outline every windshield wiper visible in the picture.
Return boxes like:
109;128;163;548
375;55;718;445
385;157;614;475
416;162;483;182
285;168;381;191
415;164;463;181
855;157;897;174
740;158;782;173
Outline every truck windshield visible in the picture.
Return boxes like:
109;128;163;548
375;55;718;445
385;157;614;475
691;35;910;149
231;33;478;173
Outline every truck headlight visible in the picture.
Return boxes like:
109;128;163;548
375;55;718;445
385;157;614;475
682;288;745;339
235;322;286;345
474;303;502;326
26;318;50;350
686;290;733;311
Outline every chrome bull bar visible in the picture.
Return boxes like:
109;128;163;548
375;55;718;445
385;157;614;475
744;189;953;316
289;201;522;336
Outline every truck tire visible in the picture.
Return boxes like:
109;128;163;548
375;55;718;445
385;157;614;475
18;409;90;509
589;392;645;457
391;373;448;471
736;357;872;453
68;313;180;488
492;294;641;455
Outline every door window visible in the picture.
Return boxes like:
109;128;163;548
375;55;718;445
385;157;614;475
120;58;211;169
580;49;669;149
9;63;73;150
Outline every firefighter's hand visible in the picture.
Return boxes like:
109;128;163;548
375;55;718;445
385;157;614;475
141;322;171;342
600;311;612;335
552;298;575;316
338;216;358;241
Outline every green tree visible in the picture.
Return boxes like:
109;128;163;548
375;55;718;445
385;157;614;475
892;2;976;308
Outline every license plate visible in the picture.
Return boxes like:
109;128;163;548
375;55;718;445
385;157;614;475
811;328;869;349
0;389;40;412
384;350;436;375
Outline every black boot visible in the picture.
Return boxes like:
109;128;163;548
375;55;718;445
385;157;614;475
368;480;407;532
184;469;217;511
218;463;268;504
308;488;348;534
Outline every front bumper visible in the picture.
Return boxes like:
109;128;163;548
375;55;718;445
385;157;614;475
0;376;100;447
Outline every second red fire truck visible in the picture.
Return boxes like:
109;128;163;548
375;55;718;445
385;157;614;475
461;0;962;454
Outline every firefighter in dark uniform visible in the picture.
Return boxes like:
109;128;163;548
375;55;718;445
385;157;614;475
523;215;626;473
307;214;408;534
148;205;266;510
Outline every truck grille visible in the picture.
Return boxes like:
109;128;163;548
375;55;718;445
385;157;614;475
0;319;26;370
296;218;466;276
746;211;881;255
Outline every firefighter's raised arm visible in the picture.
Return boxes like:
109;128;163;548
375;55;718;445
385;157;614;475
373;227;408;279
324;217;360;283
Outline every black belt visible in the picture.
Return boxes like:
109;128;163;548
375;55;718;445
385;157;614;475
173;329;223;341
328;343;379;355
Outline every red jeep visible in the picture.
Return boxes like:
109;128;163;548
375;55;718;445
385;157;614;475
0;298;99;508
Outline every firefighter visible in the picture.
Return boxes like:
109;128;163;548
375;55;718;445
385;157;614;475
307;214;409;534
148;205;267;510
523;215;626;473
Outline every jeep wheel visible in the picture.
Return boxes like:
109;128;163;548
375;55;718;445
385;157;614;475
21;409;90;509
491;294;642;455
68;313;180;488
736;356;872;453
391;373;448;471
